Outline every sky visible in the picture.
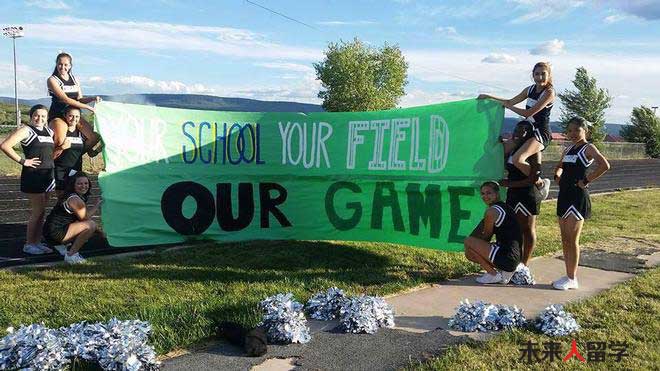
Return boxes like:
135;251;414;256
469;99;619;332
1;0;659;123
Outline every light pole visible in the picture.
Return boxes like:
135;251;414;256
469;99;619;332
652;106;658;116
2;26;24;127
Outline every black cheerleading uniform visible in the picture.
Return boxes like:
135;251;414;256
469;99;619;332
43;193;85;244
505;152;541;216
488;201;522;272
54;128;85;190
20;125;55;193
557;143;593;220
521;85;553;149
48;73;80;121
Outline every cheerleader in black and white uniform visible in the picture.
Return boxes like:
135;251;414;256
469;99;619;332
43;172;101;264
47;52;103;158
478;62;555;199
0;104;55;255
500;123;542;278
552;117;610;290
53;106;86;197
463;181;522;284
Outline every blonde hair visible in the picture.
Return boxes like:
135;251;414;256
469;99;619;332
532;62;553;88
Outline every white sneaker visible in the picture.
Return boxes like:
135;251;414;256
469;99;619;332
54;245;69;256
476;272;503;284
500;270;515;284
515;262;526;271
23;244;46;255
536;178;551;200
35;243;53;254
553;276;579;290
64;253;86;264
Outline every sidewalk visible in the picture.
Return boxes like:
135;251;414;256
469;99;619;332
162;247;659;371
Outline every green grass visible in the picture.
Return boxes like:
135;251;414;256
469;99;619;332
414;267;660;371
0;189;658;356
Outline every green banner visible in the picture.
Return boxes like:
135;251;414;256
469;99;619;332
95;99;503;250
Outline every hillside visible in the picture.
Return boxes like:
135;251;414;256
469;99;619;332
1;94;626;135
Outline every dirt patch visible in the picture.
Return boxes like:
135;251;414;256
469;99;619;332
558;237;660;274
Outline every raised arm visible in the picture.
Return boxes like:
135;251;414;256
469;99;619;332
505;87;555;118
478;87;528;106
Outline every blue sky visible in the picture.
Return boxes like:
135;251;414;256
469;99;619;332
1;0;659;123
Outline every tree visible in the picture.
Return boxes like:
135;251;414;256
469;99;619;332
621;106;660;158
558;67;612;144
314;38;408;112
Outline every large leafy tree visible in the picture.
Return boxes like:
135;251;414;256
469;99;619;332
621;106;660;158
558;67;612;143
314;38;408;112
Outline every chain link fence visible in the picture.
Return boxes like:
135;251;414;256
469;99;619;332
544;141;648;161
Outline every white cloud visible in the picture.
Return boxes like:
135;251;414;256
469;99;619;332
316;20;377;26
436;26;458;36
481;53;518;64
508;0;585;23
253;62;315;73
25;0;70;10
604;13;628;23
113;75;214;94
22;17;320;61
529;39;565;55
605;0;660;20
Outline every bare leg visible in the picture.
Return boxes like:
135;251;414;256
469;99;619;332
515;214;536;265
61;220;97;255
464;236;497;274
78;117;102;155
559;216;583;279
512;138;543;176
26;193;47;244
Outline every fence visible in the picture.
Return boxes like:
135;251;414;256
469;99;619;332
543;141;647;161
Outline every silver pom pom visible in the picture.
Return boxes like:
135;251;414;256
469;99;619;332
259;293;311;344
0;319;159;371
305;287;348;320
0;323;69;370
448;299;527;332
338;295;395;334
535;304;580;337
510;265;536;285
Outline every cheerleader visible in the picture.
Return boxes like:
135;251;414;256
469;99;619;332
0;105;55;254
43;172;101;264
47;52;103;157
464;181;522;284
553;117;610;290
52;106;86;197
478;62;554;199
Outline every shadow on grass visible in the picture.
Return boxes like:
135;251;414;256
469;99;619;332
11;239;470;289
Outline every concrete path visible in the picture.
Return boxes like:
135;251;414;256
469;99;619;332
162;248;659;371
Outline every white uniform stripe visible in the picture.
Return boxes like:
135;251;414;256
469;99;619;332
489;243;501;262
45;179;56;193
561;205;584;220
492;205;506;227
514;202;532;216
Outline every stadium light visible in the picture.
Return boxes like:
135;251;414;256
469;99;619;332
652;106;658;115
3;26;24;127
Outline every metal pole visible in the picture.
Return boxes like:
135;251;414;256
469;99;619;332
652;106;658;115
12;36;20;127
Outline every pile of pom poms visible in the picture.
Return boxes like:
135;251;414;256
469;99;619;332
510;264;536;285
258;287;395;343
0;318;159;371
448;299;527;332
535;304;580;336
449;300;580;336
